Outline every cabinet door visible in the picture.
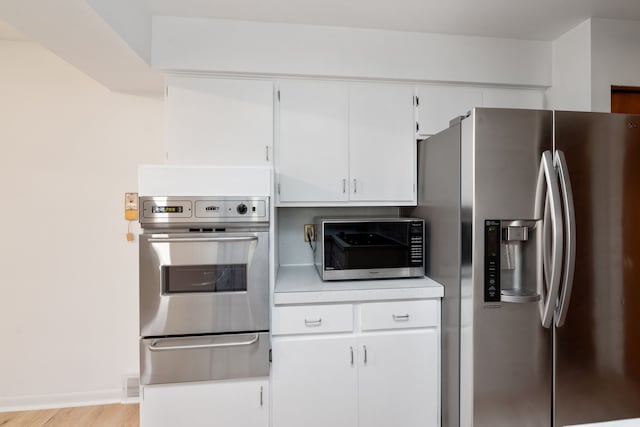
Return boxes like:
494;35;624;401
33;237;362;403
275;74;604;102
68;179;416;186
416;85;483;136
358;330;439;427
348;85;416;203
166;76;273;166
140;378;268;427
277;81;349;203
272;336;358;427
482;87;545;109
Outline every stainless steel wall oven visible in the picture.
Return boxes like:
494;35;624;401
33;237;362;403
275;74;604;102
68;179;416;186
139;196;270;385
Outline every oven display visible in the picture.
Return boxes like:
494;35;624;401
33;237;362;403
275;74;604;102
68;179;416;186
152;206;184;214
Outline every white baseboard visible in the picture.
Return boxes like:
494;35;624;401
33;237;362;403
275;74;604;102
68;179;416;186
0;389;127;412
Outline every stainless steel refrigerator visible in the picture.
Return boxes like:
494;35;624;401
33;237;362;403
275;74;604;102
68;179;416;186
409;108;640;427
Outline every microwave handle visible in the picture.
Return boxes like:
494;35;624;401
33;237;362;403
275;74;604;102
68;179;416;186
148;236;258;243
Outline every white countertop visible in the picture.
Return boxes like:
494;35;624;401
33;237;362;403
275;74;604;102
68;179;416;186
567;419;640;427
274;265;444;305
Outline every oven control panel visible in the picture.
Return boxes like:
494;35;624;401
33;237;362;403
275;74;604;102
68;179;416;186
140;196;269;225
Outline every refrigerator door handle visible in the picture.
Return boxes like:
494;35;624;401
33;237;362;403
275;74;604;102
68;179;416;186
534;150;564;328
554;150;576;327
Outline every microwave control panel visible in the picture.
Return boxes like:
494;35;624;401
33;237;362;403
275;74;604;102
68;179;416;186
409;221;424;266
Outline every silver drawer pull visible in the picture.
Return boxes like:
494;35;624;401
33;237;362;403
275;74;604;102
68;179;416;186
149;334;259;352
392;314;410;321
304;318;322;326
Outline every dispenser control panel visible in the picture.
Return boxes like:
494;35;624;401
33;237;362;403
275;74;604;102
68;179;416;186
484;220;501;302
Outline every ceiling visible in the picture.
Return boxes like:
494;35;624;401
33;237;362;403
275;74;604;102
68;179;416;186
141;0;640;41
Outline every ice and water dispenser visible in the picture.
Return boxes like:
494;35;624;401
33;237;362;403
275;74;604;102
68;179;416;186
484;219;541;304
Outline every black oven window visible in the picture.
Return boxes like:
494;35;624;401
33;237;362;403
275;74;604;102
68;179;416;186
162;265;247;293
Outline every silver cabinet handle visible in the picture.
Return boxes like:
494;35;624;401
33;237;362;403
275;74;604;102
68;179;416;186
363;345;368;364
350;346;354;366
304;318;322;326
392;314;410;321
534;150;563;328
148;236;258;243
554;150;576;328
353;178;357;193
266;146;270;161
260;386;263;407
342;178;346;194
149;334;259;352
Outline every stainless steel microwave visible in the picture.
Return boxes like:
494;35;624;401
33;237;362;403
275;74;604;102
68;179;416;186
313;217;425;281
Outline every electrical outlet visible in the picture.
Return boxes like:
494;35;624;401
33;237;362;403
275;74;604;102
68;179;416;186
304;224;316;242
125;192;138;221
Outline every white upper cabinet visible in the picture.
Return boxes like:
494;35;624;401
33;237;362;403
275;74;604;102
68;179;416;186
349;85;416;203
276;81;417;206
416;85;546;137
416;85;483;137
277;81;349;203
166;76;274;166
482;87;545;109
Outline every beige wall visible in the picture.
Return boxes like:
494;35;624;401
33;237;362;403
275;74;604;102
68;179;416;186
0;41;165;409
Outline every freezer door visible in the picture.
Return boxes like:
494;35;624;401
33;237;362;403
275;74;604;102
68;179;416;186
465;108;553;427
554;111;640;426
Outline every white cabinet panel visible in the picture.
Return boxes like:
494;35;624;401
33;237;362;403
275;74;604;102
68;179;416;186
276;81;416;205
349;85;416;202
271;299;441;427
360;299;439;331
417;85;483;136
166;77;273;166
140;378;268;427
272;304;354;335
277;81;349;202
272;336;358;427
482;88;545;109
358;330;439;427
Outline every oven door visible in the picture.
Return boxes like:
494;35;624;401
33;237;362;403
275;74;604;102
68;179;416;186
140;231;269;337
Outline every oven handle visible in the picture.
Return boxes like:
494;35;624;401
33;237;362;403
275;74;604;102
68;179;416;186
147;236;258;243
148;334;260;352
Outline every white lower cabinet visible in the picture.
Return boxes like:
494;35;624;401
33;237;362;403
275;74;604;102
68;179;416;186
140;378;269;427
271;336;358;427
358;330;439;427
271;300;440;427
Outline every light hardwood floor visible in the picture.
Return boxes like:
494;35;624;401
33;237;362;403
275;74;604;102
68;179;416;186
0;404;138;427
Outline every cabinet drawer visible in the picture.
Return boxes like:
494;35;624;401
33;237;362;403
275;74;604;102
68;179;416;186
360;300;438;331
272;304;353;335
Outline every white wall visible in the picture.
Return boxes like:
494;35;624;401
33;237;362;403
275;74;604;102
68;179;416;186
0;0;163;94
0;41;165;410
152;17;551;87
591;18;640;112
546;19;591;111
85;0;152;64
547;18;640;112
